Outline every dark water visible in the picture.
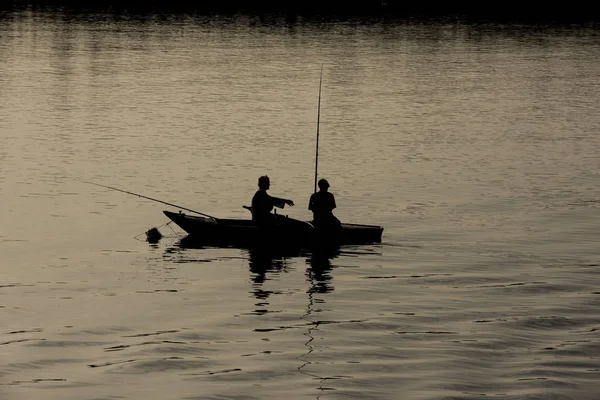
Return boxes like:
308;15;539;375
1;10;600;400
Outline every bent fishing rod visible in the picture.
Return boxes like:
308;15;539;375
314;65;324;194
79;179;217;220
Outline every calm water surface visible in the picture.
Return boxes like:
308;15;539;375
1;10;600;400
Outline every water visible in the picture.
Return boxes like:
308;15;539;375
1;10;600;400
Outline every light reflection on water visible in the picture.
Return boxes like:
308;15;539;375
1;9;600;400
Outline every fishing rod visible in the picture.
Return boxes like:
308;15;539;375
314;65;324;194
79;179;217;220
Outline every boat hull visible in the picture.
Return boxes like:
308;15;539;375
162;210;383;248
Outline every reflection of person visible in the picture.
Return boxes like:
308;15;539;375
251;176;294;225
308;179;341;228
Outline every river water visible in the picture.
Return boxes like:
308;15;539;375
1;9;600;400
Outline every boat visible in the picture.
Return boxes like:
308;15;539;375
79;180;385;248
163;210;383;248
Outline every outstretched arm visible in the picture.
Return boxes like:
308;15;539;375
269;194;294;209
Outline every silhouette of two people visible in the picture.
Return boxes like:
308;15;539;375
250;175;340;229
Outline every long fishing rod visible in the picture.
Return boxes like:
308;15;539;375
79;179;217;220
314;65;324;194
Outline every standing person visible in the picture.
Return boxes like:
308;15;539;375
308;178;341;228
251;176;294;225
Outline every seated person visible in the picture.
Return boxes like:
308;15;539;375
251;175;294;225
308;178;341;228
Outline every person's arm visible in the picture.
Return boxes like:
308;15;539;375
308;193;315;211
269;194;294;208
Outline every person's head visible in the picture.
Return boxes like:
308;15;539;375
258;175;270;190
318;178;330;191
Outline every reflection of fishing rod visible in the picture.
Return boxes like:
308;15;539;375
314;65;324;194
297;288;323;384
79;179;217;220
297;252;336;393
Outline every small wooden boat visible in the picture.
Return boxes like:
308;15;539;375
163;210;383;248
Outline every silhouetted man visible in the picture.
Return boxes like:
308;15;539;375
251;175;294;225
308;179;341;228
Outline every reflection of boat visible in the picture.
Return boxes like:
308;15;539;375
176;234;340;299
163;210;383;249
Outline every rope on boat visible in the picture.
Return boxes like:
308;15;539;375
133;221;182;242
